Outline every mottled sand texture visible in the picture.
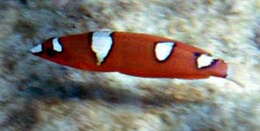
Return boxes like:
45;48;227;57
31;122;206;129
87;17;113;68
0;0;259;131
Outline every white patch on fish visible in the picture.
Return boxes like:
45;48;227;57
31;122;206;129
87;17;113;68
155;42;175;61
197;54;215;68
52;38;63;52
30;44;43;53
91;31;113;65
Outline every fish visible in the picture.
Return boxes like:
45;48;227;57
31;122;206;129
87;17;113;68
30;31;241;86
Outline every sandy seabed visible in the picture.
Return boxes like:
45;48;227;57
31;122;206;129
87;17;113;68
0;0;259;131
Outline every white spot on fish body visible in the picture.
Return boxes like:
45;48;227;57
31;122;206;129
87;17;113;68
30;44;42;53
155;42;175;61
91;31;113;65
197;54;215;68
52;38;63;52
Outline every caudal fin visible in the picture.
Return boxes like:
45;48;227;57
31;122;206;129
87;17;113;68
225;64;248;88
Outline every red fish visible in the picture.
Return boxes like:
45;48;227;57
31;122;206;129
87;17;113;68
30;31;229;80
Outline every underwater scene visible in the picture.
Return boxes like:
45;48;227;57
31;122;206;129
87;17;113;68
0;0;259;131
